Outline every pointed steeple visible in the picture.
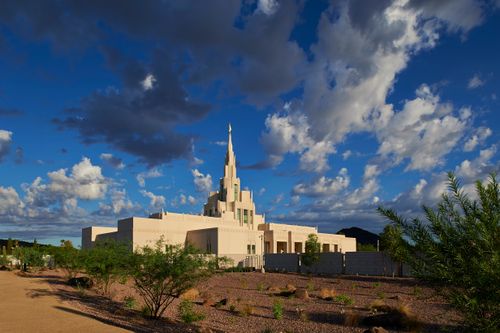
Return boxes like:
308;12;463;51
224;123;236;179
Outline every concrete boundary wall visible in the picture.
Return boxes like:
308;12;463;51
264;252;412;277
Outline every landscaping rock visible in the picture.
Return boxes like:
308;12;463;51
286;284;296;292
68;277;93;289
295;289;309;300
180;288;200;300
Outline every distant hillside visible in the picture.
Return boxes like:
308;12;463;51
0;239;50;249
337;227;380;247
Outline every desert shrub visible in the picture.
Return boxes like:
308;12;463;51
178;300;205;323
257;282;266;291
229;304;237;313
123;296;136;309
343;311;360;326
376;291;386;299
302;234;320;267
0;246;8;266
369;299;392;313
81;240;131;294
306;280;315;292
128;239;217;319
53;243;83;279
334;294;354;306
378;173;500;332
296;307;308;321
13;246;45;271
240;304;255;317
272;299;283;320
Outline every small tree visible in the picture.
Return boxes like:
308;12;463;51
13;247;45;271
81;240;131;294
53;242;82;279
302;234;321;267
379;223;409;276
378;173;500;332
129;239;216;319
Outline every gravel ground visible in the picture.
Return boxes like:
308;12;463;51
26;270;464;333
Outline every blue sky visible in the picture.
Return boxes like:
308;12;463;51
0;0;499;246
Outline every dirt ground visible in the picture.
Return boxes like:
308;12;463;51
0;269;464;333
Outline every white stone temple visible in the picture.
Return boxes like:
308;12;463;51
82;125;356;265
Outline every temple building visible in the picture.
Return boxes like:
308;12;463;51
82;125;356;265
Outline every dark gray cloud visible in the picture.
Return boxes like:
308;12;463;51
0;0;305;166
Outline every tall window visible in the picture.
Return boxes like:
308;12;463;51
249;210;253;224
243;209;248;223
247;244;251;254
251;244;256;254
234;184;238;201
237;208;241;222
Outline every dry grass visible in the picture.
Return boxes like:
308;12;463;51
319;288;336;300
343;311;360;326
369;299;392;313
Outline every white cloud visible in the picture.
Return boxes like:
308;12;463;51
191;169;212;193
463;126;492;152
257;0;279;16
0;186;24;216
261;110;334;172
140;189;165;210
0;129;13;162
98;189;138;215
136;168;162;187
377;85;467;171
293;168;350;197
187;195;196;205
258;187;266;196
467;73;485;89
342;150;352;160
272;193;284;204
100;153;125;169
141;73;156;90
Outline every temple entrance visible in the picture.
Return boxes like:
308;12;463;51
276;241;287;253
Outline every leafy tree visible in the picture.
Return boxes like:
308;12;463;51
302;234;321;267
379;223;409;276
13;247;45;271
7;238;13;255
128;239;216;319
81;240;131;294
53;242;82;279
0;246;8;266
378;173;500;332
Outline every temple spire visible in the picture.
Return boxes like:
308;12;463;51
227;123;233;155
224;123;236;179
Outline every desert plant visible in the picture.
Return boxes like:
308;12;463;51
0;246;8;266
123;296;136;309
378;173;500;332
334;294;354;306
319;288;335;300
302;234;320;267
13;246;45;271
81;240;131;294
53;243;82;279
240;304;255;317
272;299;283;320
128;239;217;319
178;300;205;323
376;291;386;299
257;282;266;291
306;280;315;292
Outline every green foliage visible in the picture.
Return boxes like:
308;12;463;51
6;238;13;255
272;299;283;320
128;239;217;319
81;240;131;294
0;246;7;266
306;280;315;292
53;243;82;279
379;223;408;263
178;300;205;323
13;246;45;270
123;296;136;310
257;282;266;291
357;243;377;251
378;173;500;332
334;294;354;306
302;234;321;267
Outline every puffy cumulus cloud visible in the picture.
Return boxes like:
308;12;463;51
136;168;162;187
258;110;334;172
187;195;197;205
463;126;492;152
191;169;212;193
257;0;279;16
97;189;139;216
293;168;350;197
455;145;498;182
467;73;485;89
0;129;13;162
140;190;166;210
0;186;24;216
377;85;468;171
100;153;125;169
46;158;108;200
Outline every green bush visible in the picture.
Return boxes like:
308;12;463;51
128;239;217;319
53;244;83;279
13;246;45;271
334;294;354;306
81;240;131;294
123;296;136;310
378;173;500;332
178;300;205;323
272;299;283;320
302;234;320;267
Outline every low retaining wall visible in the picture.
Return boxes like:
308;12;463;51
264;252;412;277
